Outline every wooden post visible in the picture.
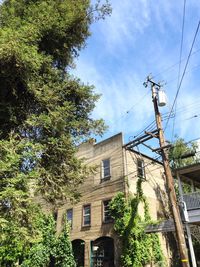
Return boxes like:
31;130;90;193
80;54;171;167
177;173;197;267
149;79;190;267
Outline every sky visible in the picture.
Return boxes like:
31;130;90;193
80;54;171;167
1;0;199;154
71;0;200;154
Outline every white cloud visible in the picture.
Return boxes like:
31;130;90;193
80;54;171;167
72;0;200;144
95;0;188;53
73;58;154;136
96;0;151;52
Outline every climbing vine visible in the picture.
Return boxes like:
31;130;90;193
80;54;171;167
20;215;75;267
109;179;166;267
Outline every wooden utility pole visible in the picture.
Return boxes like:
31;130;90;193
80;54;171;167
146;76;190;267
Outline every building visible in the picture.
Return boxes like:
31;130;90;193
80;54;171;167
56;133;171;267
175;164;200;267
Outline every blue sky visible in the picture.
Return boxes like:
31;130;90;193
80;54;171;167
72;0;200;152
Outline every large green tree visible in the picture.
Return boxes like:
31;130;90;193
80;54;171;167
0;0;111;265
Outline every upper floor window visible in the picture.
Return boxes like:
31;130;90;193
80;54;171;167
103;200;113;223
101;159;111;181
83;204;91;226
66;208;73;226
53;210;58;222
137;159;145;179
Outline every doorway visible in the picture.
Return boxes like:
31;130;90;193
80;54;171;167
91;236;114;267
72;239;85;267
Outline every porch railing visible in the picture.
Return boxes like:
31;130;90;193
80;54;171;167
183;192;200;210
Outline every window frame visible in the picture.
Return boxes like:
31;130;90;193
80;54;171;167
137;158;146;180
102;199;113;224
66;208;73;227
101;158;111;182
82;204;91;227
53;211;58;221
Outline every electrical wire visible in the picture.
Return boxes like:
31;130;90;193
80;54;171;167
185;137;200;145
112;89;151;125
128;88;200;141
133;145;164;189
178;113;200;122
130;119;157;140
163;97;200;116
165;62;200;86
153;47;200;79
172;0;186;142
164;20;200;131
127;96;200;151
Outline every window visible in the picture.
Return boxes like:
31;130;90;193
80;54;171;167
137;159;145;179
83;204;91;226
101;159;111;180
66;208;73;226
103;200;113;223
53;210;58;221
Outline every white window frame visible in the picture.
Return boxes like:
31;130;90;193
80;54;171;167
102;199;113;223
83;204;91;226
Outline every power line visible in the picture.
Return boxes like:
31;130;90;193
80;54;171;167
179;113;200;122
153;47;200;79
172;0;187;142
127;96;200;147
185;137;200;145
112;88;151;125
164;20;200;131
166;62;200;85
130;120;157;140
162;98;200;121
124;89;151;115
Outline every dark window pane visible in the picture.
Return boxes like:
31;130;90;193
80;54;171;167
53;211;58;221
67;209;73;224
102;159;110;179
84;215;91;225
103;200;112;223
83;205;91;226
137;159;145;179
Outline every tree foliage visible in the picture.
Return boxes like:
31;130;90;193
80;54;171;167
109;179;165;267
0;0;111;265
0;0;111;201
169;137;199;169
169;138;200;259
21;215;76;267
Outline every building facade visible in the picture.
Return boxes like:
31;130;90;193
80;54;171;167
56;133;171;267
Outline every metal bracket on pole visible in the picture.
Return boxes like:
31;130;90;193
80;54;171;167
123;129;159;150
145;131;159;138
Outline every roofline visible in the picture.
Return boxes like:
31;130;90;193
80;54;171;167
93;132;123;147
79;132;162;165
94;133;162;165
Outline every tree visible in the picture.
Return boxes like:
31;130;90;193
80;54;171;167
169;137;198;169
21;215;76;267
0;0;111;265
169;137;200;263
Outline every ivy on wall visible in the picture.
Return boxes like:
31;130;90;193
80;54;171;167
109;178;166;267
21;215;75;267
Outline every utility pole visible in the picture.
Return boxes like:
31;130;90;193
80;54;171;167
144;76;190;267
